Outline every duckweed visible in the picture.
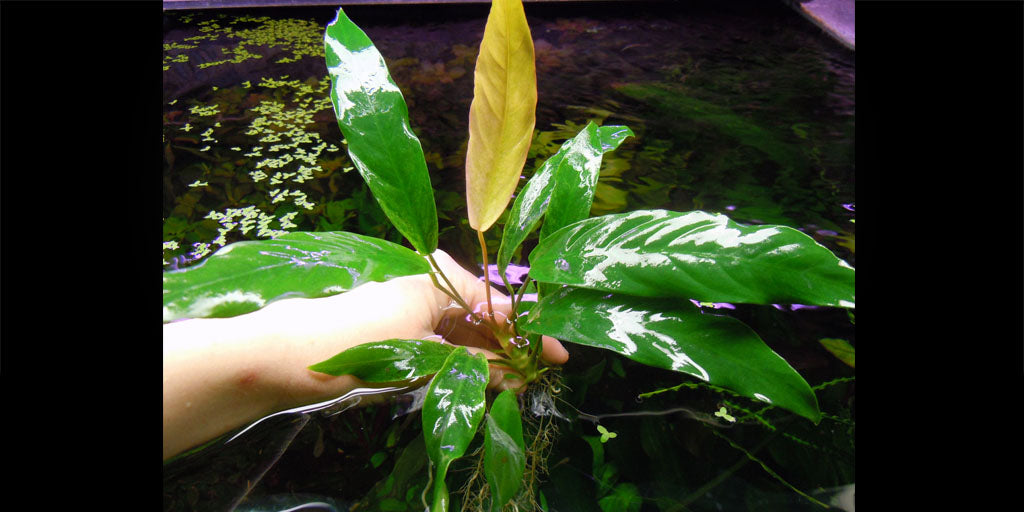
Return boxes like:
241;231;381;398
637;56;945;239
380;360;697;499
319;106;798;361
163;12;345;267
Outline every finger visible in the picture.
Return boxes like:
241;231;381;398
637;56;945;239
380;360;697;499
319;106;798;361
442;293;512;327
435;313;502;352
539;335;570;365
476;299;568;365
461;298;569;365
430;250;510;318
431;250;568;367
437;293;512;354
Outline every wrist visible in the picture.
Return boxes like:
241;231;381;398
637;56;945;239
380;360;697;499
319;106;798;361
238;293;385;410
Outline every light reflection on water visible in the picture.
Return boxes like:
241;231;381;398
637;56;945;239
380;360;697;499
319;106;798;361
226;385;413;445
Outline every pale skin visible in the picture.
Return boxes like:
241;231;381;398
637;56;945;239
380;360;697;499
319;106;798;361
163;250;569;460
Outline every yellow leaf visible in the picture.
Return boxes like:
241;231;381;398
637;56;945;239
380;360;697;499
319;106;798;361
465;0;537;231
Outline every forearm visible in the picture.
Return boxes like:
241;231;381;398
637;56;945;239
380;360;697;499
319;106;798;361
160;258;558;460
161;283;425;460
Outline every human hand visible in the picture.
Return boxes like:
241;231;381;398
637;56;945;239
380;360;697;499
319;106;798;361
406;250;569;389
163;249;567;459
247;249;568;403
295;249;567;392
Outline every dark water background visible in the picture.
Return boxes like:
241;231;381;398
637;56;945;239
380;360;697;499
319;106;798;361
163;1;854;510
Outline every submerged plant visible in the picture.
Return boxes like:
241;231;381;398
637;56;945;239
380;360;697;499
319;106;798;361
162;1;854;510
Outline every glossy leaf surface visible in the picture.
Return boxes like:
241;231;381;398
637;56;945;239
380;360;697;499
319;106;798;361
422;347;489;511
465;0;537;231
497;123;633;273
484;390;526;511
163;231;430;323
538;124;634;241
308;339;456;381
520;287;821;422
325;8;438;253
529;209;855;308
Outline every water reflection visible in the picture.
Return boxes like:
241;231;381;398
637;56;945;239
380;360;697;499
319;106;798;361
226;385;411;444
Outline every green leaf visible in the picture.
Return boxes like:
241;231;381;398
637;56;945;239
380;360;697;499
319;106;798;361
422;347;490;511
308;339;456;381
714;406;736;423
370;451;388;468
379;498;406;511
325;8;438;253
497;123;633;274
520;287;821;422
465;0;537;231
582;435;615;492
539;124;634;242
598;483;642;512
818;338;855;368
582;436;606;481
484;390;526;511
163;231;430;322
529;209;855;308
358;432;428;511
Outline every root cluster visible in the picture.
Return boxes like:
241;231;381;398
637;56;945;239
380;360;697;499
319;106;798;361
454;371;564;512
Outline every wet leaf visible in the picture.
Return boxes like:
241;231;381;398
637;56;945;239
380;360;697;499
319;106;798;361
484;390;526;511
422;347;489;511
539;124;634;241
529;209;855;308
465;0;537;231
520;287;822;422
308;339;456;381
325;8;438;253
163;231;430;322
497;122;633;274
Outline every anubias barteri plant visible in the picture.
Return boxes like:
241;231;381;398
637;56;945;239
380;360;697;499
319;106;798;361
162;1;855;510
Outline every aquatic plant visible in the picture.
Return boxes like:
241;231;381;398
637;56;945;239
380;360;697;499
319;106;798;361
162;2;854;510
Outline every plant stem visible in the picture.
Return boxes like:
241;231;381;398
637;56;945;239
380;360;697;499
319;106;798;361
528;333;544;370
499;271;516;310
513;276;533;317
511;276;535;351
500;272;522;335
476;230;496;323
426;253;485;325
705;430;830;509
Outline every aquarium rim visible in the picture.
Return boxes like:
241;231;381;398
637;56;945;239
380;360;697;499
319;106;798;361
163;0;638;10
165;0;853;51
